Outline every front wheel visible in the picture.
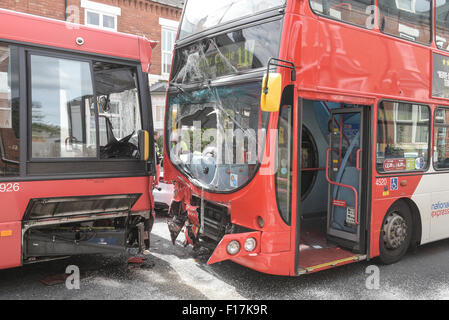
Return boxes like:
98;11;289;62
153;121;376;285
378;201;412;264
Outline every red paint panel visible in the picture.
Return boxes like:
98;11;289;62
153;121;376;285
0;177;151;223
233;252;293;276
370;175;423;257
0;222;21;269
0;9;152;66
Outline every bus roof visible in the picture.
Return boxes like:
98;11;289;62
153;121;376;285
0;8;157;71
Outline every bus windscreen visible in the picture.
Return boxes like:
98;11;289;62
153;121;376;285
179;0;286;40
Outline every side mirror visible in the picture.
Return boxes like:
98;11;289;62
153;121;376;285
261;73;282;112
138;130;150;161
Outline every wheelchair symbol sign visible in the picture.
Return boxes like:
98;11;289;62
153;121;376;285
390;177;398;191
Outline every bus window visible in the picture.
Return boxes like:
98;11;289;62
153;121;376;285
434;107;449;169
378;0;431;44
0;44;19;176
171;20;282;84
94;62;141;159
31;55;96;159
276;105;293;225
309;0;373;28
178;0;285;40
377;101;430;173
436;0;449;50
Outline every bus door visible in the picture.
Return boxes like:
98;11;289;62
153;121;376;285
326;107;368;251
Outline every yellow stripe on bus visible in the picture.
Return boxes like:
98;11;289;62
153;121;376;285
304;254;366;273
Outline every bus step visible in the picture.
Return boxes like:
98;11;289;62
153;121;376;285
298;254;366;275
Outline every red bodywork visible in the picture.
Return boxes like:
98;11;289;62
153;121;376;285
0;9;156;270
0;9;157;72
164;0;437;275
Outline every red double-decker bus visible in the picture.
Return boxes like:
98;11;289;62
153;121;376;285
163;0;449;276
0;9;157;270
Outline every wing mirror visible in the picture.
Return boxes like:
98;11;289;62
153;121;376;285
260;58;296;113
138;130;150;161
261;73;282;112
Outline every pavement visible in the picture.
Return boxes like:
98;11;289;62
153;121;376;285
1;217;449;300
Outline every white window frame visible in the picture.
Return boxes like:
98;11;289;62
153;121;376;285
81;0;121;32
395;0;416;13
159;18;179;79
393;103;429;145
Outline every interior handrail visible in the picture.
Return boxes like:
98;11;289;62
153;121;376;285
325;148;359;225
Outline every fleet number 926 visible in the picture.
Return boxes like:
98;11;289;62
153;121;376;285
0;183;20;192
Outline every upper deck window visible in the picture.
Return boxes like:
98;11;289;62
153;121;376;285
179;0;285;40
171;19;282;84
378;0;431;44
309;0;374;28
436;0;449;50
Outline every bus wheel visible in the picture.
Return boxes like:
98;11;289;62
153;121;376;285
379;201;412;264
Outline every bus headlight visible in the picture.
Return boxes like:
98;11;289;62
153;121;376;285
227;240;241;255
244;237;257;252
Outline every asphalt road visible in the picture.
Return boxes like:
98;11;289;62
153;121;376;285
1;217;449;300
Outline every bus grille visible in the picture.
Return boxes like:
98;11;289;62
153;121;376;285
191;196;230;243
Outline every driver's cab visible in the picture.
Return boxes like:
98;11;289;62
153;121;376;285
95;62;142;159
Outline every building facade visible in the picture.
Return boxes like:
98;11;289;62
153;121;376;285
0;0;183;133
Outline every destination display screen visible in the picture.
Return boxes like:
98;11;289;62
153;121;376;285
433;52;449;98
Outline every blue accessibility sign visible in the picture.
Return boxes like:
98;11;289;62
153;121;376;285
390;177;398;191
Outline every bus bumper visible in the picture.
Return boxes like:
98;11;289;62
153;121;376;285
0;221;21;270
207;231;262;264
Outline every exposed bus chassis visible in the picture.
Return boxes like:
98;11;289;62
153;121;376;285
167;183;260;264
21;194;153;264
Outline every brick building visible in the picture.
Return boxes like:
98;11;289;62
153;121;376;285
0;0;184;132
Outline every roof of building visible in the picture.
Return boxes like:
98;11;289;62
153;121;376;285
151;0;184;9
150;81;168;93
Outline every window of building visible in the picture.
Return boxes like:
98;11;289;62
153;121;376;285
0;44;19;176
378;0;431;44
309;0;374;28
436;0;449;50
160;18;178;77
434;107;449;169
30;55;96;159
82;0;121;31
377;101;430;173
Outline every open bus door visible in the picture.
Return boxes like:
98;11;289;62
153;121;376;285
294;100;371;275
326;108;369;251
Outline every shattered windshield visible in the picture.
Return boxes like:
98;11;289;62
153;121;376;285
167;82;269;192
179;0;286;40
171;20;282;84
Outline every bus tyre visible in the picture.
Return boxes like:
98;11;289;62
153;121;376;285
379;201;412;265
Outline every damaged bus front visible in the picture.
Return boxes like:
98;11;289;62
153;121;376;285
163;0;285;263
0;10;157;269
